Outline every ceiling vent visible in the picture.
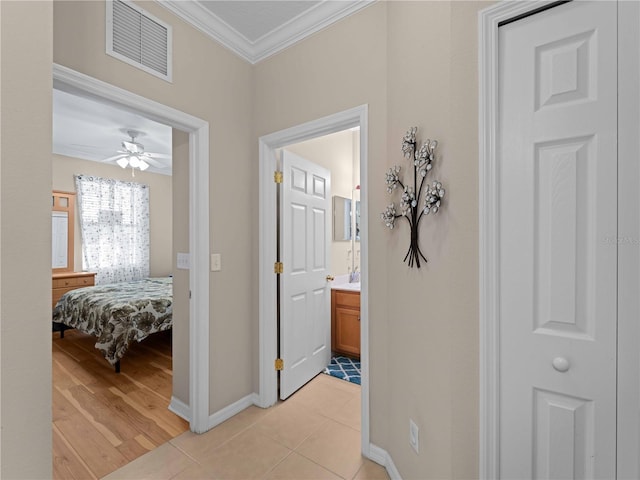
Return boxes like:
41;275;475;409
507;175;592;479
106;0;172;82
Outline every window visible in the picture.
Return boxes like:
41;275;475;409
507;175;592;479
75;175;149;284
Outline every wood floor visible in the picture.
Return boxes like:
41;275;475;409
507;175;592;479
52;329;189;479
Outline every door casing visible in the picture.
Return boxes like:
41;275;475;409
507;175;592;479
53;64;211;433
479;1;640;477
257;105;370;457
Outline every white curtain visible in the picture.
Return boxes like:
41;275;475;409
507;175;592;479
75;175;150;284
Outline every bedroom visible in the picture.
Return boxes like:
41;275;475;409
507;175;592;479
51;88;191;477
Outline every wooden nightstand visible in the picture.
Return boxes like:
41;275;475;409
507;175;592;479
52;271;96;308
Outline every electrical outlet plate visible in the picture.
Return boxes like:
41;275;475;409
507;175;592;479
409;419;419;454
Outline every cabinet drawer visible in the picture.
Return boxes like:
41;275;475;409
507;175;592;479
52;273;95;308
52;287;76;307
53;276;94;288
334;290;360;308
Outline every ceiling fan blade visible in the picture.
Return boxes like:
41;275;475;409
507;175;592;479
122;140;142;153
70;143;104;150
102;154;127;162
143;157;168;169
145;152;171;159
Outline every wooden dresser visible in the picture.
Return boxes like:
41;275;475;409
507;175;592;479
331;289;361;358
52;271;96;308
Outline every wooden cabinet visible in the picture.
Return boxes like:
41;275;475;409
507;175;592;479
52;271;96;308
331;289;360;358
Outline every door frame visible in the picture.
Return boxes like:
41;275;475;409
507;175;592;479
478;4;546;474
257;105;371;456
616;2;640;477
52;64;211;433
479;1;640;478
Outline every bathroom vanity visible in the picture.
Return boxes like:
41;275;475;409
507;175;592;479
331;286;361;358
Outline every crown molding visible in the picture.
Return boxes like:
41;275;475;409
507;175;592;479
158;0;256;62
157;0;374;65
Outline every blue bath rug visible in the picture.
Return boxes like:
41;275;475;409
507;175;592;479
324;356;361;385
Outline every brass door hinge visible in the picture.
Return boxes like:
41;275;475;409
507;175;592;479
275;358;284;371
274;171;283;184
274;262;283;274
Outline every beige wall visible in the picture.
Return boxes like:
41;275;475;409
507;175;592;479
1;1;489;478
285;129;361;277
253;0;391;451
385;2;482;477
255;2;484;478
52;154;173;278
0;1;53;478
53;0;254;414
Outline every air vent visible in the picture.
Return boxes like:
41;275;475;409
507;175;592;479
106;0;172;82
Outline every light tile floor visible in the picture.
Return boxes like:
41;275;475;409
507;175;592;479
103;373;389;480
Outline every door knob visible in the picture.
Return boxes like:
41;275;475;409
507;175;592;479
552;357;570;373
326;275;335;281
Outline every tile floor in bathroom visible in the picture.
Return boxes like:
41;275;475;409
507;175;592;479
103;372;389;479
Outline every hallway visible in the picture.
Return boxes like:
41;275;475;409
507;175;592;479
104;373;387;479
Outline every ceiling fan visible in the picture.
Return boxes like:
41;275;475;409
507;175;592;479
103;129;170;175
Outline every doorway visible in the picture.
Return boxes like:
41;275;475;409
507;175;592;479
52;64;211;433
278;129;361;400
479;1;640;478
258;105;371;457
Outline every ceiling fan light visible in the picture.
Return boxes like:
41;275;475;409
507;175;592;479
116;157;129;168
128;155;141;168
138;159;149;171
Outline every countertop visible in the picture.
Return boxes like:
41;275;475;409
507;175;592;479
330;274;361;292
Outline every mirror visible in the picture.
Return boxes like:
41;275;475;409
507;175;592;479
333;195;352;241
52;211;69;269
354;199;360;242
333;195;361;242
52;191;75;272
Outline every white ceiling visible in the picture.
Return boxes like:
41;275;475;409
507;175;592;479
53;1;372;174
53;89;173;175
160;0;374;64
200;1;323;43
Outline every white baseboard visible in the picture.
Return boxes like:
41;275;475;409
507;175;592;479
369;443;402;480
169;396;190;422
172;393;264;432
207;393;261;430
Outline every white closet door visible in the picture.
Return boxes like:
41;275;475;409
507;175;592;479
498;2;617;478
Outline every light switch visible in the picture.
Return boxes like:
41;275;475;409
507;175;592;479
409;419;419;454
177;252;191;270
211;253;222;272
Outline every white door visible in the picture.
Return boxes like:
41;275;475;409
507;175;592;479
498;2;618;478
280;150;332;399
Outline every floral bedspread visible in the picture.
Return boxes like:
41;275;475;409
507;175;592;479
53;277;172;365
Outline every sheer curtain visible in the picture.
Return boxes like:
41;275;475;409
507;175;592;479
75;174;149;284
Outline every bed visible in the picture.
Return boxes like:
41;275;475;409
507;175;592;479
53;277;172;372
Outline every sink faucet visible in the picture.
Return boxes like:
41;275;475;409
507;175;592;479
350;266;360;283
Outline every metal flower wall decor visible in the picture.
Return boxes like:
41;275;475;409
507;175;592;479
381;127;446;268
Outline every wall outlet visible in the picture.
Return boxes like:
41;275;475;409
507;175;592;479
409;418;419;454
211;253;222;272
177;252;191;270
